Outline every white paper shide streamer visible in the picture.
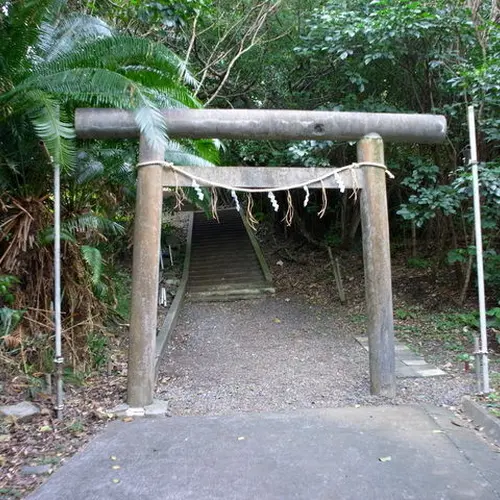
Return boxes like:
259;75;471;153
231;189;241;211
192;179;204;201
268;191;279;212
334;171;345;193
303;185;310;207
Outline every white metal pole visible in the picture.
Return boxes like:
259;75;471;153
168;245;174;267
467;105;490;394
54;162;64;418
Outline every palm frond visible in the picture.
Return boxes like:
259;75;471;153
134;104;168;152
29;91;75;169
37;36;197;88
92;280;108;301
38;14;113;62
123;71;201;108
0;164;13;191
38;227;77;245
17;68;174;148
74;145;136;193
187;139;222;165
0;0;53;78
143;86;201;109
18;68;140;105
164;140;215;167
99;151;135;186
0;121;54;196
39;0;67;25
74;151;105;184
177;59;198;89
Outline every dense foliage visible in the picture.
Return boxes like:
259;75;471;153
1;0;499;372
0;0;209;371
292;0;500;297
194;0;500;300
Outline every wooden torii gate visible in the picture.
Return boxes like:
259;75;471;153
75;108;446;409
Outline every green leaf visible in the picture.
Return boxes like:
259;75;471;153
63;214;125;237
0;307;25;338
81;245;102;286
164;141;215;167
38;14;113;62
38;227;77;246
28;93;76;170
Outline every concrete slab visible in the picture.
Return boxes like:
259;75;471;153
355;336;446;378
395;362;421;378
106;400;169;418
402;359;428;366
28;406;500;500
417;367;447;377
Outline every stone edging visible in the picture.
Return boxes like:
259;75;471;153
154;212;194;376
240;212;274;285
461;395;500;445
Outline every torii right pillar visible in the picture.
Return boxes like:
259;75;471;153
358;133;396;397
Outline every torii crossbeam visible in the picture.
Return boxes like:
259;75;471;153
75;108;446;410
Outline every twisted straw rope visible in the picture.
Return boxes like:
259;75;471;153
136;161;394;193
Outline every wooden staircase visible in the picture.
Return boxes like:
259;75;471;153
187;209;275;300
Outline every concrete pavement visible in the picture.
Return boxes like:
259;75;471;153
29;405;500;500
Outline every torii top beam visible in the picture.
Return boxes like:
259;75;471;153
75;108;446;144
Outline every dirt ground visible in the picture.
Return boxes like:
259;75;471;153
156;227;482;416
156;295;474;416
0;336;128;498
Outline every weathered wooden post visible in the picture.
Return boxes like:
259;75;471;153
127;136;165;408
358;133;396;397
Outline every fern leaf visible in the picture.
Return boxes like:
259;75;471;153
63;213;125;237
38;227;77;246
80;245;102;286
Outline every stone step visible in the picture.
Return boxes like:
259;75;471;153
187;209;273;301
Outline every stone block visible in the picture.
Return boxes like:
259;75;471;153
401;359;428;366
144;400;169;417
0;401;40;422
21;464;53;476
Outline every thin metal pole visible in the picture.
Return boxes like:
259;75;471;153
474;336;481;393
53;162;64;418
467;105;490;393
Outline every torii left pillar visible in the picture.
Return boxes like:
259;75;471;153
127;136;164;408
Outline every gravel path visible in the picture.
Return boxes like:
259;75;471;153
156;295;474;416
